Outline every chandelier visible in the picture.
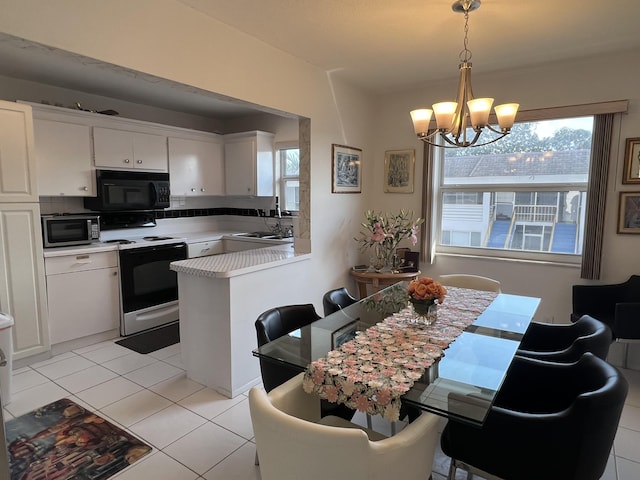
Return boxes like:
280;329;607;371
410;0;519;148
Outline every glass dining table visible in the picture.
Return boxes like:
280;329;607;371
252;281;541;426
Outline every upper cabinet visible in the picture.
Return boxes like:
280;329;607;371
93;127;168;172
0;100;38;202
33;116;94;196
169;135;224;196
224;131;275;196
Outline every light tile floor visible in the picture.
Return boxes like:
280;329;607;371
5;339;640;480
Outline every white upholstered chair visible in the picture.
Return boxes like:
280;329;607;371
249;373;440;480
438;274;502;293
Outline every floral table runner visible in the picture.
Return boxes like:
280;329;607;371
302;287;498;421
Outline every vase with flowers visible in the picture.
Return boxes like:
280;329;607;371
354;210;424;272
407;276;447;325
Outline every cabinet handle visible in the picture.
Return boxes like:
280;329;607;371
191;188;196;192
82;186;88;191
124;158;130;163
136;159;142;164
200;188;205;192
75;254;91;264
113;271;118;276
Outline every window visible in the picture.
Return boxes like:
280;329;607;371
278;145;300;212
435;117;594;262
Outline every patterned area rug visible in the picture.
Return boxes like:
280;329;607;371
5;398;152;480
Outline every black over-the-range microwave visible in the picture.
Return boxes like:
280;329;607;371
83;169;171;211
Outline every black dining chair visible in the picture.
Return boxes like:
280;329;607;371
516;314;612;362
322;287;358;316
255;304;355;420
440;352;628;480
572;275;640;367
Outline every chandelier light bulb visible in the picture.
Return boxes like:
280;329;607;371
410;109;433;136
432;102;458;131
467;98;493;128
494;103;520;130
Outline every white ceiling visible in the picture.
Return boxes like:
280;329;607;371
1;1;639;118
178;0;640;93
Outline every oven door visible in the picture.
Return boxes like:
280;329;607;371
119;243;187;336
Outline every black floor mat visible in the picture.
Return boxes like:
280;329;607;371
116;322;180;354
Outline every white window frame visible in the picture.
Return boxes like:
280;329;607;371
276;141;300;214
432;117;594;265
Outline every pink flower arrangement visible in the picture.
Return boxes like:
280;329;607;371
354;210;424;262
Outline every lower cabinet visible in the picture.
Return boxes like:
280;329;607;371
187;240;224;258
45;251;120;344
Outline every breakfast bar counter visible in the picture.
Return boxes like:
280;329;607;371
170;245;312;397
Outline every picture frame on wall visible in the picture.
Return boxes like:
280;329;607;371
617;192;640;233
331;144;362;193
622;137;640;184
384;149;415;193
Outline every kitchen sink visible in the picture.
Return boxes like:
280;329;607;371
234;231;283;239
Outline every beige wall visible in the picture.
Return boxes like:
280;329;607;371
1;1;638;366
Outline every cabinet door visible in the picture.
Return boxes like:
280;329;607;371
0;204;49;358
169;137;224;196
133;131;168;171
225;139;255;195
0;101;38;202
46;267;120;344
93;127;135;169
93;127;167;172
34;118;94;196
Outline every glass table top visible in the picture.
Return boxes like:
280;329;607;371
253;281;540;425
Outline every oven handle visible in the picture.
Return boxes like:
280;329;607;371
119;243;187;258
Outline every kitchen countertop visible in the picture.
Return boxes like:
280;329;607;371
170;243;310;278
42;230;293;257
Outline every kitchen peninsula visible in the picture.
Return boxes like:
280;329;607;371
170;244;311;397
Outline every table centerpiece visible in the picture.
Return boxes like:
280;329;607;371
407;276;447;324
354;209;423;272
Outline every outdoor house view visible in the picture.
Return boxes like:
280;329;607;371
440;117;593;256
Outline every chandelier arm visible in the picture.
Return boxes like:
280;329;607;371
484;124;510;135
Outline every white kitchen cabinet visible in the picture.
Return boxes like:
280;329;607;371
33;118;94;196
45;251;120;344
0;101;38;202
187;240;224;258
224;131;275;196
169;136;224;196
0;204;50;359
93;126;168;171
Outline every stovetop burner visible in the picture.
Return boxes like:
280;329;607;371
105;239;136;245
143;236;174;241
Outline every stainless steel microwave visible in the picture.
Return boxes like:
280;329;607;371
83;169;171;211
41;214;100;248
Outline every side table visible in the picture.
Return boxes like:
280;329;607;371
349;269;421;299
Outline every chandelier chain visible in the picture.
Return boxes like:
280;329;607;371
459;7;472;63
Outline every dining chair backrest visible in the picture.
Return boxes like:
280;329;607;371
322;287;358;316
517;314;612;362
438;274;502;293
249;373;440;480
255;304;321;392
441;352;628;480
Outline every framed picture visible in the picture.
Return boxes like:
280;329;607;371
331;144;362;193
617;192;640;233
384;149;415;193
622;137;640;184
